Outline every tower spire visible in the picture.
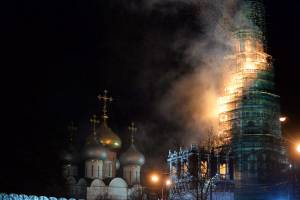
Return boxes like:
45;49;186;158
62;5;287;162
128;122;137;145
67;121;77;143
97;90;113;125
90;114;100;136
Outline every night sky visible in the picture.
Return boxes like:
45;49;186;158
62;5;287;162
1;0;300;196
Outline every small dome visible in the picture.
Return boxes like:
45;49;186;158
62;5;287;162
97;124;122;150
82;135;108;160
61;145;79;164
120;144;145;166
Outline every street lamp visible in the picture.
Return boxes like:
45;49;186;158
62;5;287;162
280;116;287;122
162;179;172;200
166;179;171;186
289;143;300;200
296;144;300;153
149;173;171;200
151;174;160;183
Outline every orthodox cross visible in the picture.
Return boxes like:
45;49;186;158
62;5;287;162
90;114;100;135
128;122;137;144
67;121;77;143
97;90;113;125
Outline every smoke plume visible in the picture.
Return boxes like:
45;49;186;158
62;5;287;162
121;0;255;165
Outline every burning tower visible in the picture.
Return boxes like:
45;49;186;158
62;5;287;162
167;0;289;200
218;0;289;199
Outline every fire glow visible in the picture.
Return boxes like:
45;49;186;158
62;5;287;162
217;35;270;141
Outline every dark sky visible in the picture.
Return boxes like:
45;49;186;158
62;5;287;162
1;0;300;196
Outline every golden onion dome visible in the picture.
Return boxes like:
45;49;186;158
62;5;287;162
97;124;122;150
120;144;145;166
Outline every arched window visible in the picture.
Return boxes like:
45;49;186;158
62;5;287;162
171;165;177;175
220;163;227;179
92;165;94;177
201;161;208;177
183;161;188;175
108;162;112;177
247;154;257;174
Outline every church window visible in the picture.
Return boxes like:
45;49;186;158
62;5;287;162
92;165;94;177
248;155;257;173
98;165;100;177
240;40;245;52
171;165;177;175
201;161;208;177
220;163;226;178
108;162;112;177
183;161;188;175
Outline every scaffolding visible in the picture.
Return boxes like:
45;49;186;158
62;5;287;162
217;1;289;199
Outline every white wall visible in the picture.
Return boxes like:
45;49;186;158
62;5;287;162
85;160;104;179
87;179;107;200
108;178;128;200
123;165;141;185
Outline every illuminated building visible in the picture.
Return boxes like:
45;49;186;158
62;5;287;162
167;145;235;200
60;91;146;200
218;0;289;199
167;0;289;199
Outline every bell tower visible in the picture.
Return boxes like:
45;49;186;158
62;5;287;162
218;0;289;199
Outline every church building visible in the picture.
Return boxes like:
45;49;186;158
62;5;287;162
60;90;146;200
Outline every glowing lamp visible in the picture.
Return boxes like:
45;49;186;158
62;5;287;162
279;117;287;122
296;145;300;153
166;179;171;186
151;174;159;183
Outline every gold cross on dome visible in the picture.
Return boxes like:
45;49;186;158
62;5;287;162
90;114;100;135
128;122;137;144
67;121;77;143
97;90;113;125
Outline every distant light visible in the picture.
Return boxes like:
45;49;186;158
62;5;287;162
166;179;171;186
296;145;300;153
289;164;292;169
151;174;159;183
279;117;287;122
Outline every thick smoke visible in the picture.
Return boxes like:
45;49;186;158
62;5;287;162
122;0;254;166
150;0;240;143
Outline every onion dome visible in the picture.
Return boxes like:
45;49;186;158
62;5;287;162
120;144;145;166
96;90;122;150
97;124;122;150
82;135;108;160
61;145;79;164
120;122;145;166
82;115;108;161
61;122;80;164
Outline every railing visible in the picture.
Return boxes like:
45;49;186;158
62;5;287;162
0;193;76;200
